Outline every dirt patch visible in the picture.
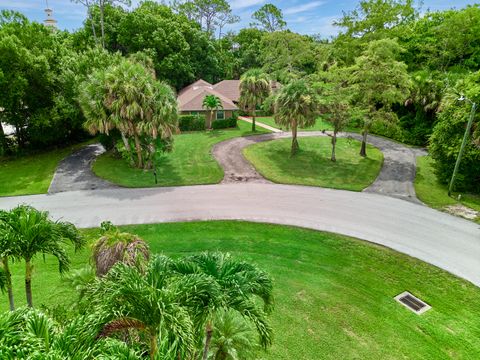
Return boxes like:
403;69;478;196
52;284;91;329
444;204;479;220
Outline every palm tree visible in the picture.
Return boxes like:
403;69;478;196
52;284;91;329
209;310;258;360
91;255;205;359
0;308;143;358
0;209;18;311
202;95;223;129
274;80;320;155
79;67;134;166
92;227;150;277
239;69;271;132
173;252;274;360
4;205;84;307
138;81;179;169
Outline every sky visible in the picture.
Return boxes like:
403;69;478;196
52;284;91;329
0;0;477;37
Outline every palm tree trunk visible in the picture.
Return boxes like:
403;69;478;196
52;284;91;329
0;122;5;156
202;321;213;360
331;131;337;162
120;132;134;166
2;257;14;311
252;108;256;132
86;0;98;45
291;120;299;156
25;259;33;307
360;129;368;157
150;334;157;360
133;133;143;168
99;0;105;48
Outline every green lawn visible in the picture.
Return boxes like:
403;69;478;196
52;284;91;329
93;122;268;187
2;221;479;359
0;140;95;197
244;137;383;191
415;156;480;219
254;116;359;132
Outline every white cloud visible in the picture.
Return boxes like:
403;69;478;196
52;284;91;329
284;1;325;15
230;0;265;10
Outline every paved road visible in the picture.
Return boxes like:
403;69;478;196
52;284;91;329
214;130;424;203
1;184;478;286
48;144;116;193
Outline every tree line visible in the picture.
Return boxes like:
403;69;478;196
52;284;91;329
0;0;479;190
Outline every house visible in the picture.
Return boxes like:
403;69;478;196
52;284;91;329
177;79;281;127
177;79;240;127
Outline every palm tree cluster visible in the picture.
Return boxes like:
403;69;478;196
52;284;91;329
239;68;272;132
79;55;178;169
0;206;83;310
202;95;224;129
86;252;274;359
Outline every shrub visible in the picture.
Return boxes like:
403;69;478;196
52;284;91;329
212;117;237;129
179;114;206;132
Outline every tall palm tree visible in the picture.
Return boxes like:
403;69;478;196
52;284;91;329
4;205;84;307
138;81;179;169
274;80;319;155
0;209;18;311
239;69;271;132
91;255;209;359
173;252;274;360
202;95;223;129
79;67;134;165
92;228;150;277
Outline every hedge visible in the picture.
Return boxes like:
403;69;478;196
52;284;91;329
211;117;237;129
179;114;206;132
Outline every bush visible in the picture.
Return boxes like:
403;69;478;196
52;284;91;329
211;117;237;129
179;114;206;132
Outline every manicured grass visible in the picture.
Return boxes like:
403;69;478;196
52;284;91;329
244;137;383;191
415;156;480;218
254;116;359;132
93;122;268;187
2;221;480;359
0;140;95;197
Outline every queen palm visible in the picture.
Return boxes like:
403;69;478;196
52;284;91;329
0;209;18;311
203;95;223;129
173;252;274;360
239;69;271;132
91;255;211;359
4;205;83;307
274;80;319;155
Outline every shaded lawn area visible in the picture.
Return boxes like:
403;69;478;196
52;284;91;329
93;121;268;187
415;156;480;220
2;221;480;359
0;140;95;197
254;116;358;132
243;137;383;191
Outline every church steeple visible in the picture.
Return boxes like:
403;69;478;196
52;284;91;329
44;1;57;29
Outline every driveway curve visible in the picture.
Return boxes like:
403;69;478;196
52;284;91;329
48;144;117;194
0;184;478;286
213;131;424;203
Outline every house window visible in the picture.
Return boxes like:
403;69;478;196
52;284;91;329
216;110;225;120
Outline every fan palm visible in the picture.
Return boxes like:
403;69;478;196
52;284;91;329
173;252;274;360
274;80;320;155
239;69;271;132
202;95;223;129
92;228;150;277
3;205;84;307
90;255;213;359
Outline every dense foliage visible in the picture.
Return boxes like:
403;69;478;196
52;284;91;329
1;0;479;187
